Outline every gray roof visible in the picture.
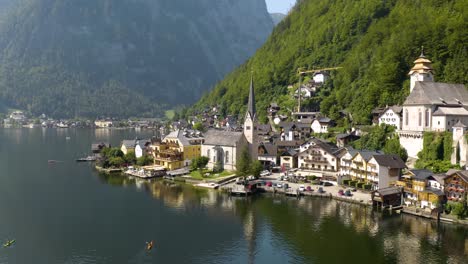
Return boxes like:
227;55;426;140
453;120;468;128
372;155;406;169
165;130;204;146
203;130;244;147
429;174;447;184
122;140;136;148
408;169;433;181
421;187;445;196
432;107;468;116
404;82;468;106
259;142;277;157
307;138;341;156
375;186;402;196
379;106;403;118
358;150;383;161
247;75;256;119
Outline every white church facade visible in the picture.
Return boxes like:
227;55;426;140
399;51;468;158
201;76;258;171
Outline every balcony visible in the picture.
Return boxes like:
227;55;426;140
304;159;329;164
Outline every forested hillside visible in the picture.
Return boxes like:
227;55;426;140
192;0;467;124
0;0;273;118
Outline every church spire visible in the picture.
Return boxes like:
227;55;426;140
247;73;256;119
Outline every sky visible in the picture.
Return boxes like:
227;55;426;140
265;0;297;14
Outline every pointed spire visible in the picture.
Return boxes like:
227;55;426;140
419;46;425;58
247;72;256;119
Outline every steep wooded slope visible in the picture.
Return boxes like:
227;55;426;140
193;0;467;124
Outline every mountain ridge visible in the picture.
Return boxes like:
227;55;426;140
0;0;274;118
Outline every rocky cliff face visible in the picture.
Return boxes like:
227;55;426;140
0;0;273;117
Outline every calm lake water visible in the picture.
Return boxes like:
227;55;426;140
0;128;467;264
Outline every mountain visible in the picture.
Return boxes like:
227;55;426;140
0;0;273;118
192;0;467;124
270;13;286;25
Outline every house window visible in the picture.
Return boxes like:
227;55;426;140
207;149;211;160
225;151;229;163
418;110;422;126
405;110;409;126
425;109;430;127
246;126;251;130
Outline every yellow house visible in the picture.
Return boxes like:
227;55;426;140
151;130;204;170
350;151;380;183
395;169;444;209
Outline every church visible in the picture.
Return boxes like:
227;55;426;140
399;50;468;158
201;76;258;171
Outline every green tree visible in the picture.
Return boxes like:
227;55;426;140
237;147;251;176
383;137;408;162
250;161;263;178
136;155;153;166
193;122;206;132
191;156;209;171
124;150;136;164
451;202;467;219
108;157;125;168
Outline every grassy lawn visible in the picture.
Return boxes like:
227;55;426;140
189;170;235;180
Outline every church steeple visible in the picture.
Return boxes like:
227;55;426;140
247;74;256;120
244;73;258;160
409;46;434;92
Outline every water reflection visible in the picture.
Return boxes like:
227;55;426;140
97;173;468;264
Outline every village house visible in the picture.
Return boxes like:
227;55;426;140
121;140;137;155
378;106;403;130
336;132;360;148
292;112;321;123
279;122;311;141
258;142;278;169
398;51;468;158
151;130;204;170
311;117;333;134
444;170;468;205
280;149;298;170
313;71;330;84
366;155;406;190
135;139;152;158
395;169;445;209
297;138;343;181
372;186;403;208
268;103;280;117
94;120;113;128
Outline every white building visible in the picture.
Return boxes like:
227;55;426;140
399;51;468;158
201;76;258;171
313;72;329;84
9;111;26;121
378;106;402;130
311;118;333;134
367;155;406;190
297;138;343;180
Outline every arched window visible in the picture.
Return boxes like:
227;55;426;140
418;110;422;126
207;149;211;161
425;109;430;127
405;110;409;126
225;151;229;163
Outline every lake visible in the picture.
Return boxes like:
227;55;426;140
0;128;467;264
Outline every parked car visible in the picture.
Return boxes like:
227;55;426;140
306;186;313;192
338;189;344;196
351;188;357;192
283;183;289;189
299;185;305;192
318;187;325;193
266;182;273;187
276;183;283;188
246;175;255;181
260;170;271;177
322;182;333;187
345;190;352;197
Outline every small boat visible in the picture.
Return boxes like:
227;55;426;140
146;241;154;251
76;156;97;162
3;240;15;248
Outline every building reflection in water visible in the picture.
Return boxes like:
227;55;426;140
96;173;468;263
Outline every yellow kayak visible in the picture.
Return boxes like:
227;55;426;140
3;240;15;248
